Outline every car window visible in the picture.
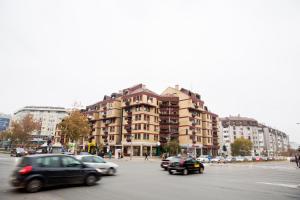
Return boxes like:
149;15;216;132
62;156;82;168
82;156;94;163
93;156;105;163
36;156;61;168
18;157;31;167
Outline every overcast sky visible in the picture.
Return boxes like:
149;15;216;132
0;0;299;143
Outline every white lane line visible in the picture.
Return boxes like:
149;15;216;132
257;182;300;189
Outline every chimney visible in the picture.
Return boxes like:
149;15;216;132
175;84;179;90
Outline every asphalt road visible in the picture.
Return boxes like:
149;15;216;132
0;154;299;200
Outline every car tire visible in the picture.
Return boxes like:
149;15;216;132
85;174;97;186
25;179;43;193
107;168;116;176
168;170;173;175
183;169;188;175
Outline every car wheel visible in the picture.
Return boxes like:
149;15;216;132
26;179;42;193
107;168;116;175
85;174;97;186
183;169;188;175
168;170;173;175
199;167;204;174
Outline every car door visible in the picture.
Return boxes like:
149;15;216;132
61;156;85;184
35;156;64;186
92;156;108;172
184;158;194;171
81;156;96;168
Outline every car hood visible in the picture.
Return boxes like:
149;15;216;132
106;162;119;168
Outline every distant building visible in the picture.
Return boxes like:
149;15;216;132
0;113;11;132
219;115;289;156
13;106;68;142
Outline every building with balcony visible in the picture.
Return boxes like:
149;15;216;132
162;86;219;156
79;84;219;157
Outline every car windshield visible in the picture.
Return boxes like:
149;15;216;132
93;156;105;163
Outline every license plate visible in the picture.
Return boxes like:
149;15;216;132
194;164;199;167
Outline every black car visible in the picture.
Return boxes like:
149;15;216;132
11;154;102;192
168;157;204;175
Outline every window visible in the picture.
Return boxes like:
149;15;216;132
109;135;115;140
93;156;105;163
62;156;82;168
82;156;94;163
134;133;141;140
143;133;149;140
36;156;61;168
186;129;188;135
154;135;158;141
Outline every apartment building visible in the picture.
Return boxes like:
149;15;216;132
219;116;289;156
162;86;219;156
80;84;219;157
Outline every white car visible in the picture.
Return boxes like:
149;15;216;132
75;155;119;175
196;155;210;163
235;156;246;162
211;156;225;163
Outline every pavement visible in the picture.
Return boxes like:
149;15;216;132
0;153;299;200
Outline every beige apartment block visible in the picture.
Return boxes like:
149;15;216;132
82;84;219;157
162;86;218;156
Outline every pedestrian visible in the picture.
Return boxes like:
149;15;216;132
298;155;300;168
295;155;299;167
145;152;148;160
109;150;112;159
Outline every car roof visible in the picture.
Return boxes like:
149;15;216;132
75;155;101;158
24;154;72;158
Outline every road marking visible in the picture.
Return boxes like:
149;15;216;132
257;182;300;189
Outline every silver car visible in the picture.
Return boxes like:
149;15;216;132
75;155;119;175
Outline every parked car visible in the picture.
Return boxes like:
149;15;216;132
10;148;26;157
225;156;236;163
255;156;262;161
261;156;268;161
196;155;210;163
211;156;225;163
235;156;246;162
27;149;36;155
168;157;204;175
75;155;119;175
288;157;296;162
10;154;102;193
267;157;275;161
161;156;180;170
244;156;253;162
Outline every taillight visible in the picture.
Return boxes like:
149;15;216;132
19;166;32;175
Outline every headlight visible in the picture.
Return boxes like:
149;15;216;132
96;168;103;173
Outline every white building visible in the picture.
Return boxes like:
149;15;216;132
219;116;289;156
13;106;68;141
219;116;259;156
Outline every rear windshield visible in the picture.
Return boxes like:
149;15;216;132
18;157;31;167
170;157;181;162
